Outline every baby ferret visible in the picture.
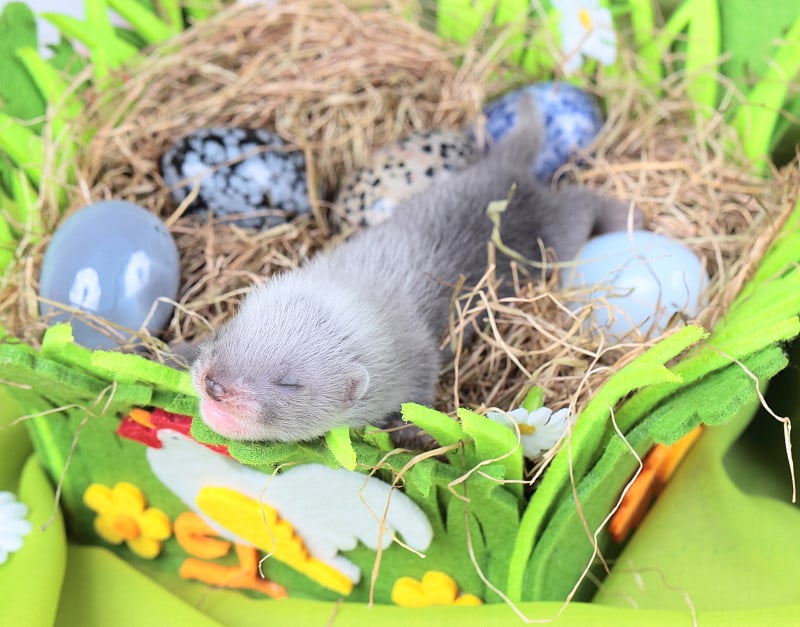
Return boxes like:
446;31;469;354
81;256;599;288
190;103;636;445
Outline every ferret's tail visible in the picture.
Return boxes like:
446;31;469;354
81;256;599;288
487;93;543;171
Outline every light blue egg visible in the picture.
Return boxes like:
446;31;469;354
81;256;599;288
560;230;709;342
39;200;180;349
483;82;604;180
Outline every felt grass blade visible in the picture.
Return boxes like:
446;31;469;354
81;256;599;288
14;46;81;131
184;1;216;23
733;10;800;162
0;113;44;185
107;0;179;43
627;0;656;65
325;427;357;471
0;211;14;272
41;322;197;396
684;0;720;111
40;12;138;75
401;403;465;446
91;350;196;396
161;0;184;32
751;196;800;283
525;345;787;601
521;386;544;412
457;407;523;501
636;2;688;85
505;324;706;602
10;167;44;237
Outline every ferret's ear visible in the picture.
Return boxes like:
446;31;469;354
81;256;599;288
341;362;369;408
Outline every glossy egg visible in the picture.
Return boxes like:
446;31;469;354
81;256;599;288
160;127;312;229
483;82;604;180
39;201;180;350
560;230;709;342
334;129;479;227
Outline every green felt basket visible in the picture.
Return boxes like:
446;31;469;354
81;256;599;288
1;1;799;625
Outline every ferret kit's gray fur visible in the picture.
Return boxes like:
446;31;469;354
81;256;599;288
190;103;636;445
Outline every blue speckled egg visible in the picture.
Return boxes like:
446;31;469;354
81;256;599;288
335;129;479;227
160;127;312;229
39;200;180;350
560;230;709;342
483;82;604;180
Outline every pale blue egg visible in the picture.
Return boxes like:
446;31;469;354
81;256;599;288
560;230;709;342
483;82;604;180
39;201;180;349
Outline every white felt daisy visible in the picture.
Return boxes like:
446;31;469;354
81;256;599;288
486;406;574;459
552;0;618;74
0;491;32;565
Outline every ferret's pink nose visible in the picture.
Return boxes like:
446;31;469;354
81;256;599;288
204;376;227;401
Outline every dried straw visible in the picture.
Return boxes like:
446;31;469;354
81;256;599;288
1;0;797;426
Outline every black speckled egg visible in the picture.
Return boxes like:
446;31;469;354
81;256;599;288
334;129;479;227
160;127;312;229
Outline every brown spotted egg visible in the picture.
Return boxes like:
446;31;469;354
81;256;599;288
334;129;479;227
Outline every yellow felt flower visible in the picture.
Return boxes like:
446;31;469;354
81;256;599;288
392;571;483;607
83;482;172;559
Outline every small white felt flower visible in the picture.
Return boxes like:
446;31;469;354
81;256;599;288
552;0;618;74
0;491;32;565
486;406;574;459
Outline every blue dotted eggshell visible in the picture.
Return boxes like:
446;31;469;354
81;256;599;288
39;200;180;349
483;82;604;180
160;127;312;229
560;230;709;342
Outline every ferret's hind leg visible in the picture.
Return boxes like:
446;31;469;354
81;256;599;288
555;186;643;236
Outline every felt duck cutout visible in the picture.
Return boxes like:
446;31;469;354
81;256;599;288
117;409;433;595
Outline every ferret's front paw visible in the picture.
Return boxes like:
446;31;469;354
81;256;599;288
378;413;441;451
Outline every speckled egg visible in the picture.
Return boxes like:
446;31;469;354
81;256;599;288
160;127;312;229
483;82;604;180
560;230;709;343
335;129;479;227
39;200;180;350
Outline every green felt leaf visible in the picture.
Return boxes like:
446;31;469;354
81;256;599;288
733;10;800;162
506;325;706;602
457;407;523;501
401;403;466;465
41;323;94;372
149;389;197;416
0;112;44;185
91;351;196;396
0;2;46;128
325;426;357;470
14;46;81;134
752;198;800;282
684;0;720;111
614;315;800;439
107;0;179;43
520;386;543;411
40;12;139;76
0;209;13;273
596;394;800;612
649;346;788;442
525;346;787;602
46;38;88;77
40;323;196;397
9;166;44;236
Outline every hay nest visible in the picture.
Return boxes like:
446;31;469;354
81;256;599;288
2;0;797;430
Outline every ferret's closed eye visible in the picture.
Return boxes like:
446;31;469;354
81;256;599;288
274;379;303;389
